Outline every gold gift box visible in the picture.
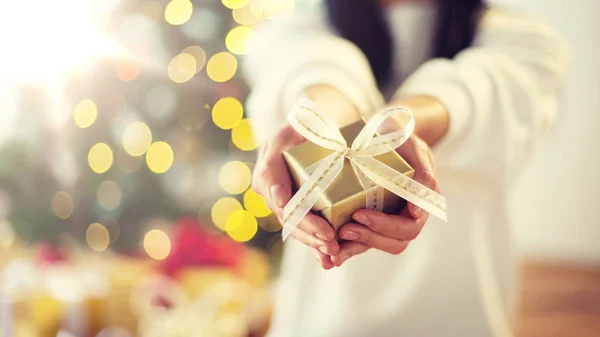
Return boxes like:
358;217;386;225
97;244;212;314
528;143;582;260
283;119;414;232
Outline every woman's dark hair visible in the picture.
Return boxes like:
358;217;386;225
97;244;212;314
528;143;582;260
325;0;484;87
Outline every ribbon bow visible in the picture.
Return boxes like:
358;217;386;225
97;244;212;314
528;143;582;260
282;99;447;240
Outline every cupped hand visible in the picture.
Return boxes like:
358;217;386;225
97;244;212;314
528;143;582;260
252;124;340;269
331;134;440;267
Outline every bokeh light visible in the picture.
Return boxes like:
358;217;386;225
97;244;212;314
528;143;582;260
88;143;114;174
117;149;143;174
232;3;263;26
73;99;97;129
0;221;16;249
222;0;250;9
207;52;237;83
181;45;207;72
164;0;193;26
212;97;243;130
116;60;142;82
211;197;244;231
225;26;256;55
262;0;295;18
226;210;258;242
86;223;110;252
218;161;252;194
168;53;197;83
98;215;120;244
123;122;153;157
97;180;122;210
243;188;272;217
232;119;259;151
181;8;221;42
146;141;174;174
52;191;74;220
138;0;163;21
144;229;171;260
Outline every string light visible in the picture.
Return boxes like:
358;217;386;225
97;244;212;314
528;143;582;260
232;119;259;151
225;26;256;55
168;53;197;83
212;97;243;130
164;0;193;26
226;210;258;242
52;191;74;220
144;229;171;260
97;180;122;210
222;0;250;9
211;197;244;231
146;141;174;174
116;60;141;82
181;45;207;72
86;223;110;252
88;143;114;174
218;161;252;194
243;188;271;217
232;3;263;26
122;122;153;157
73;99;97;128
206;52;237;83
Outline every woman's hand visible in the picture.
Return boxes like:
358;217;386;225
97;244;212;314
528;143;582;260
330;95;448;267
252;84;361;270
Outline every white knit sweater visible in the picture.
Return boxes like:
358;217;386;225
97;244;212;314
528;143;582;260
244;3;569;337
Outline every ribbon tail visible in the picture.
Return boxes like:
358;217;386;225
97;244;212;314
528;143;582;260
352;156;447;222
349;161;384;212
282;151;345;241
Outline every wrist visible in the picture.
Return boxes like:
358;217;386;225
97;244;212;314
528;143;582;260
302;85;361;127
387;95;449;146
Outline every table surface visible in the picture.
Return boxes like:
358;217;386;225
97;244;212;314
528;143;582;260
515;261;600;337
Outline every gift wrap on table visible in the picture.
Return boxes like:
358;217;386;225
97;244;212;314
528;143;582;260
284;119;415;232
280;99;447;240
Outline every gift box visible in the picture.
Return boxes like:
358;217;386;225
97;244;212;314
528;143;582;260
283;119;415;232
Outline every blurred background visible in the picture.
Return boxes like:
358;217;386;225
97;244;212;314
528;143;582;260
0;0;597;337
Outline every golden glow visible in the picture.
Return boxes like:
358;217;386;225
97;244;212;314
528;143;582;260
212;97;243;130
168;53;197;83
222;0;249;9
206;52;237;83
86;223;110;252
181;45;207;72
116;60;141;81
97;180;122;210
164;0;193;26
117;149;143;173
0;221;16;249
243;188;272;218
211;197;243;231
146;141;174;174
73;99;97;128
226;210;258;242
218;161;252;194
123;122;153;157
52;191;74;220
225;26;256;55
88;143;114;174
262;0;295;18
144;229;171;260
232;3;263;26
232;119;259;151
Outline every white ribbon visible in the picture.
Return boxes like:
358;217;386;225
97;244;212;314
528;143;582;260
282;99;447;240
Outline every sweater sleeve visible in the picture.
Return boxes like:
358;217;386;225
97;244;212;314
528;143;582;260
243;8;384;137
395;9;570;184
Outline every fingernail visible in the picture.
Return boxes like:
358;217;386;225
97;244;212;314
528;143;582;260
315;233;328;241
270;184;289;208
411;205;423;218
353;213;370;226
342;231;359;241
318;246;328;254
